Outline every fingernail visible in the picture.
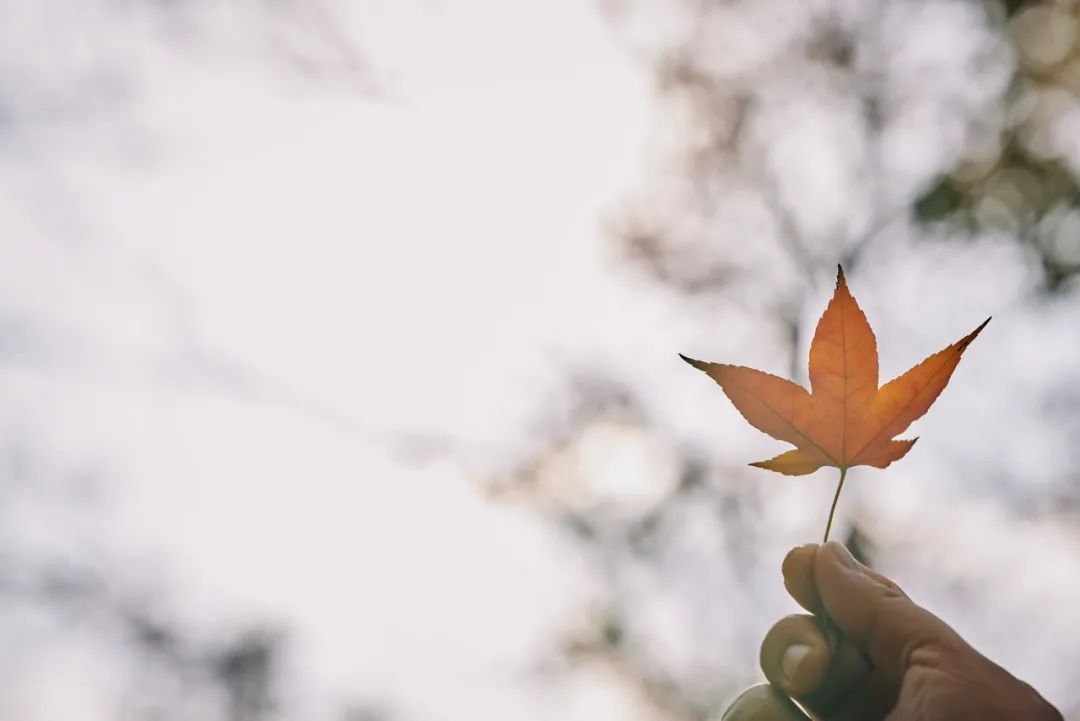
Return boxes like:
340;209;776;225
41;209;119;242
781;643;812;687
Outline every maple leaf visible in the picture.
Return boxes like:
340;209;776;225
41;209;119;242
681;266;988;540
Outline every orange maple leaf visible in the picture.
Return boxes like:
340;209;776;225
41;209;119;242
681;266;987;539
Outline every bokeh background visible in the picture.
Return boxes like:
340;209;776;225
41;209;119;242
2;0;1080;719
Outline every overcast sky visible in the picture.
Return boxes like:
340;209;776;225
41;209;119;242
1;1;1079;720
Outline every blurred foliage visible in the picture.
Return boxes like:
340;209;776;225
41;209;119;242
916;0;1080;290
843;524;875;567
494;1;1080;718
4;1;1080;719
0;444;284;721
490;370;788;719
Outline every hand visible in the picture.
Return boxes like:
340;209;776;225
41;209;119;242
722;542;1062;721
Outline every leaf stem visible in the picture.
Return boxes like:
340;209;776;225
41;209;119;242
823;467;848;544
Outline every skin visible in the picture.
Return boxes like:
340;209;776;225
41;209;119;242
722;542;1063;721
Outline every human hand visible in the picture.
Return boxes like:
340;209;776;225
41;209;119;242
722;542;1062;721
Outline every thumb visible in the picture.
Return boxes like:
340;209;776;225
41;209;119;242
814;541;956;683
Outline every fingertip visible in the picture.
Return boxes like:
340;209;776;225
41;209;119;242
782;544;821;614
722;684;810;721
760;615;832;696
782;543;819;572
761;615;874;719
